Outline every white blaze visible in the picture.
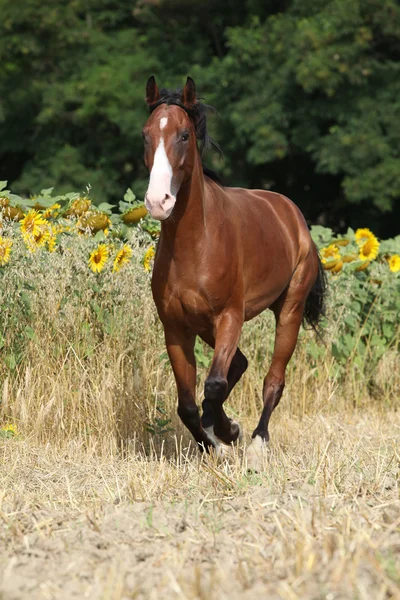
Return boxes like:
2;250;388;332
160;117;168;130
148;138;172;190
145;131;176;220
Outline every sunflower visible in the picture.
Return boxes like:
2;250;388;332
355;260;371;272
358;235;380;261
143;245;155;271
113;244;133;272
388;254;400;273
320;244;341;265
47;226;58;253
20;210;47;237
42;203;61;219
89;244;109;273
64;198;91;217
355;228;374;242
23;223;51;253
342;254;358;263
0;236;12;266
330;260;343;274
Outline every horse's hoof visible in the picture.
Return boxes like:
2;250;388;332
204;426;234;461
246;435;269;473
231;419;243;442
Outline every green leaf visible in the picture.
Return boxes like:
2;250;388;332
35;196;56;208
94;230;107;241
5;354;17;370
24;325;36;340
97;202;115;212
124;188;136;203
39;187;54;196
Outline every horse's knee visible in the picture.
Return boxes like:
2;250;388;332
204;376;227;404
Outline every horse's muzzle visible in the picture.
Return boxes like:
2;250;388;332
145;192;176;221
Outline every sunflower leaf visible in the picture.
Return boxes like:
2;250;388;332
40;187;54;196
124;188;136;203
97;202;115;213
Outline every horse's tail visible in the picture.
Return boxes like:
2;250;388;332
303;250;327;335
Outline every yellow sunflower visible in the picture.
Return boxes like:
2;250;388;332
42;203;61;219
354;228;380;261
23;224;51;253
355;228;374;242
143;245;155;271
113;244;133;272
47;226;58;253
358;236;380;261
388;254;400;273
0;236;12;266
320;244;340;266
20;210;47;237
89;244;109;273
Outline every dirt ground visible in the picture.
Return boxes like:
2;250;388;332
1;410;400;600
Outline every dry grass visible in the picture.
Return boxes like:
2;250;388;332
1;408;399;600
0;233;399;598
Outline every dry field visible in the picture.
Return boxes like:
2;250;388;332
1;391;400;599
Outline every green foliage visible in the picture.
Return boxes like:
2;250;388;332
199;0;400;233
0;0;399;235
309;225;400;377
145;400;173;436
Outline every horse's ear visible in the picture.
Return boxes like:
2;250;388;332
146;76;160;106
181;76;197;108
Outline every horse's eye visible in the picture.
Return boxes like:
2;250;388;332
181;133;189;142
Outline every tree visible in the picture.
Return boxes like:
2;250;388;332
0;0;399;236
198;0;400;235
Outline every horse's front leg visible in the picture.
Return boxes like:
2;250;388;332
164;326;213;452
204;310;243;445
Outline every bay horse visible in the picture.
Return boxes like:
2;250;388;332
143;76;326;470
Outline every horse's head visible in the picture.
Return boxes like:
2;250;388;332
142;76;199;221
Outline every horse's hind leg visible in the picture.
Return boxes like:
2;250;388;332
247;285;309;470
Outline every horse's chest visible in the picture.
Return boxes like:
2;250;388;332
155;282;213;330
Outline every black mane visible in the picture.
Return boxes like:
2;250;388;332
148;88;222;185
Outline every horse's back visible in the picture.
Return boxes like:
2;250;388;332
225;187;310;241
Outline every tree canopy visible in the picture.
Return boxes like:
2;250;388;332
0;0;399;236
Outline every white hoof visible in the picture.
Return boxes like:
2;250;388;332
246;435;269;472
204;426;234;460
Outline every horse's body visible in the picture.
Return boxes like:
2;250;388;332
143;77;326;469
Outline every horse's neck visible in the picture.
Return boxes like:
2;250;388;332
160;157;208;251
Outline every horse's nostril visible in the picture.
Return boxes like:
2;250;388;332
162;193;171;206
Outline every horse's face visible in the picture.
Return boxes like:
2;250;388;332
142;77;198;221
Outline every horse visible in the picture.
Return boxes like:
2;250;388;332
142;76;326;470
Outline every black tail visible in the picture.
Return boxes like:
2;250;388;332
303;252;327;335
